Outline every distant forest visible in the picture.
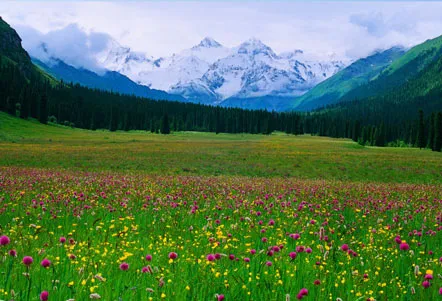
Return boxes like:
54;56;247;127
0;55;441;152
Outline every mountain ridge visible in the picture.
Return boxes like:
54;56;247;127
86;36;347;109
292;46;406;111
32;57;187;102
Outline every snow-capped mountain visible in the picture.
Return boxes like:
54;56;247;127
97;36;347;109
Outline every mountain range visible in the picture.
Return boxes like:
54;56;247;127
9;18;442;115
98;37;347;110
29;33;347;110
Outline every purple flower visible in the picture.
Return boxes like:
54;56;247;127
0;235;10;246
23;256;33;266
40;291;49;301
119;262;129;271
41;258;51;268
399;242;410;251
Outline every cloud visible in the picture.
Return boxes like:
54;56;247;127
349;10;417;38
15;23;112;73
350;12;388;37
2;1;442;63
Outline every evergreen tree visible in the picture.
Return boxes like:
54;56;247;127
265;118;273;135
161;113;170;134
6;96;15;115
375;122;385;146
215;111;221;134
416;109;426;149
428;112;435;150
434;112;442;152
359;126;367;145
373;128;379;146
39;94;48;124
150;119;155;133
351;120;360;142
20;87;30;119
109;106;118;132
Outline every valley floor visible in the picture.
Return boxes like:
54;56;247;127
0;113;441;301
0;112;441;184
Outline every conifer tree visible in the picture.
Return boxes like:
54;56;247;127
161;113;170;134
434;112;442;152
39;94;48;124
150;119;155;133
428;112;435;150
416;109;425;149
109;106;118;132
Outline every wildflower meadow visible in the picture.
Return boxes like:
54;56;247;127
0;167;441;300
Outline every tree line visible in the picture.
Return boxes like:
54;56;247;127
0;55;441;152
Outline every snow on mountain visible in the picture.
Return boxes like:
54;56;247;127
96;38;155;84
199;38;345;100
97;36;347;107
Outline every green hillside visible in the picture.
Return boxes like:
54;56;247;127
0;17;56;84
383;35;442;76
0;16;31;69
293;47;405;111
340;35;442;102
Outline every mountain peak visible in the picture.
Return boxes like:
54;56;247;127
237;38;275;56
243;37;266;46
194;37;222;49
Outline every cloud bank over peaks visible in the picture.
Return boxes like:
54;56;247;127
16;23;112;74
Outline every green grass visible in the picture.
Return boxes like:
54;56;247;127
1;112;440;183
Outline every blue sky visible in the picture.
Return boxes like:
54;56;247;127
2;1;442;63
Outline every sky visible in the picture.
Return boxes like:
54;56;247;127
2;1;442;70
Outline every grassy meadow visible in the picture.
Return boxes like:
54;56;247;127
0;112;441;183
0;112;441;301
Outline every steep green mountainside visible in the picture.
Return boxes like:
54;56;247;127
293;47;406;111
0;17;56;84
0;16;33;75
339;35;442;102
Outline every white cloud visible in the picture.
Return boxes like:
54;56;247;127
15;23;111;73
1;1;442;62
